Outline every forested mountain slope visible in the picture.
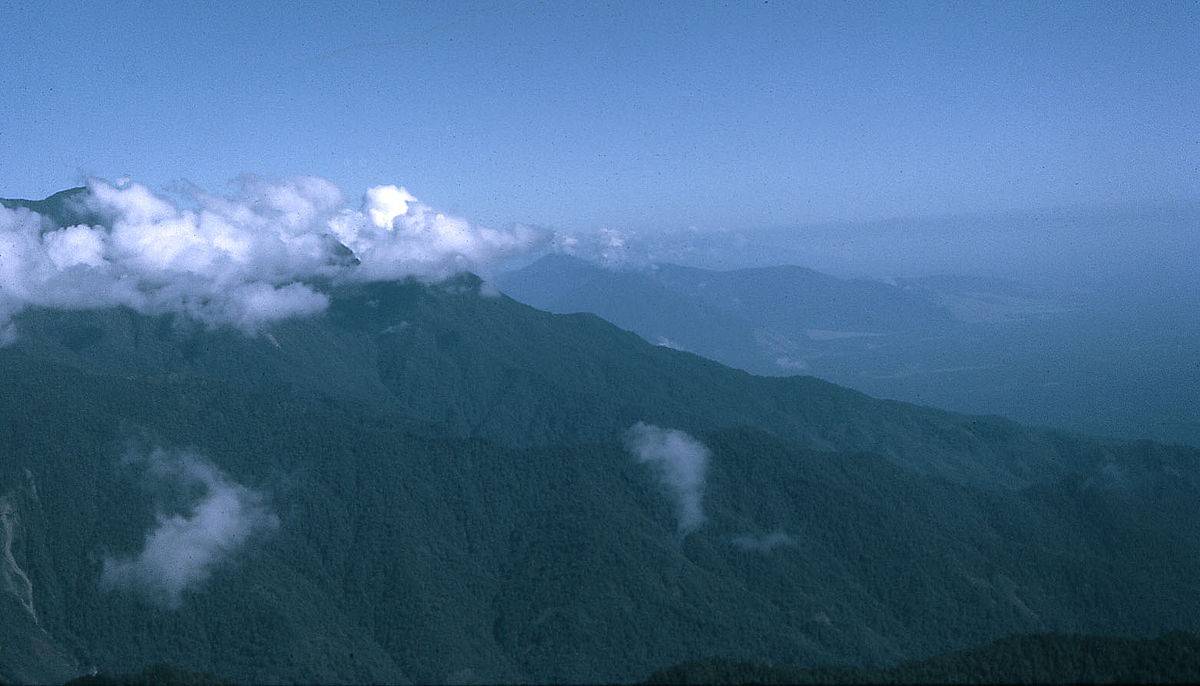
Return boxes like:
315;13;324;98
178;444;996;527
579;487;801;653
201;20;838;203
1;191;1198;683
645;631;1200;684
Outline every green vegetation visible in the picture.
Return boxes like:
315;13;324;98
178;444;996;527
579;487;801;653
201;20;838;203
65;664;231;686
1;192;1199;683
55;632;1200;685
0;277;1197;683
646;632;1200;684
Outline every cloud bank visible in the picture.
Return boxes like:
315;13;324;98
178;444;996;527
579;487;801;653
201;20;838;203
624;422;709;534
100;449;278;608
0;176;546;341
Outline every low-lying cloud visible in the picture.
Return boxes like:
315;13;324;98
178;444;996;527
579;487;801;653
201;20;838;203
100;448;278;608
624;422;709;534
0;176;547;341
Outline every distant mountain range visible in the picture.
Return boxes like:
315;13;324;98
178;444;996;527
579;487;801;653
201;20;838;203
499;254;1200;447
2;191;1199;684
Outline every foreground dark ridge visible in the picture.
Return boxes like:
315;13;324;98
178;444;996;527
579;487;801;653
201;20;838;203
60;632;1200;685
644;631;1200;684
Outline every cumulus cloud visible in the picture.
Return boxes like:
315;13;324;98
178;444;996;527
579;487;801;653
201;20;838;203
551;227;638;267
100;448;278;608
331;184;545;281
547;224;755;271
0;176;547;340
732;531;796;553
624;422;709;534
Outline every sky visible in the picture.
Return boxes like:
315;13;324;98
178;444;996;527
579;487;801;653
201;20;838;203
2;0;1197;232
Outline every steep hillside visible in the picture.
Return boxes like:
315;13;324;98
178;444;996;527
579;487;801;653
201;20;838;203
645;631;1200;684
1;190;1199;683
6;276;1170;489
0;470;80;684
0;278;1198;683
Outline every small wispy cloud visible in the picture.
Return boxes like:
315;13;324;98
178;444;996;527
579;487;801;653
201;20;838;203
624;422;709;535
100;448;278;608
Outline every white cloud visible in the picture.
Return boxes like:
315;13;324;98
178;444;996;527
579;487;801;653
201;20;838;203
100;449;278;608
551;227;639;267
624;422;709;534
0;176;548;340
654;336;684;350
365;184;418;230
44;225;106;269
331;185;546;281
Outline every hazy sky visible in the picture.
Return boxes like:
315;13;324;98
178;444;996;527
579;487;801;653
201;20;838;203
2;1;1197;231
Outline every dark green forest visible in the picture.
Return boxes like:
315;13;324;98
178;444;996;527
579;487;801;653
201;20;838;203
2;192;1200;683
64;663;231;686
1;275;1198;683
52;631;1200;685
646;632;1200;684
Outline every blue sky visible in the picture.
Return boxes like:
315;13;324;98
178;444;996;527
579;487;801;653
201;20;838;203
2;0;1197;231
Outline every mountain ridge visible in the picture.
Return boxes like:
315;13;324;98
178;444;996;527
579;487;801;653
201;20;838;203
498;253;1200;447
1;189;1199;683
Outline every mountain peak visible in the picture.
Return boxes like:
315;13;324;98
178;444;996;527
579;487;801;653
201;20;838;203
0;187;93;228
